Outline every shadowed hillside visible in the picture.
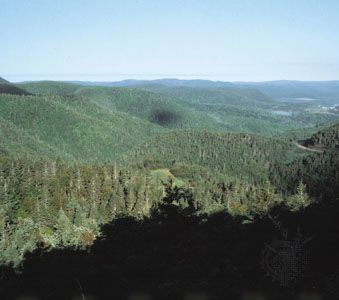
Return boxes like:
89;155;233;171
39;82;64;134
1;79;339;300
123;130;302;185
0;77;31;96
75;86;232;130
1;186;339;300
0;77;9;84
303;123;339;150
12;81;339;136
0;94;164;161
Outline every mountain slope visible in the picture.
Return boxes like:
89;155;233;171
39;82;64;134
0;116;74;160
122;130;299;184
0;76;10;84
18;81;82;95
75;86;232;131
236;80;339;104
304;123;339;150
9;81;339;138
146;86;274;106
0;84;31;96
0;77;31;95
0;94;164;161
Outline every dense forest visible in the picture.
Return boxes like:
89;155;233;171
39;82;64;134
0;77;338;299
304;123;339;149
0;79;31;96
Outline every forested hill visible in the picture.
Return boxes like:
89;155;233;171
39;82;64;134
1;77;339;273
0;79;337;163
236;80;339;104
146;85;274;105
0;76;9;84
74;86;232;131
69;78;236;89
0;77;31;96
18;81;82;95
0;94;164;162
304;123;339;150
65;78;339;104
122;130;298;185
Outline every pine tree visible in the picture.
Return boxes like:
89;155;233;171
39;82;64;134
286;181;312;211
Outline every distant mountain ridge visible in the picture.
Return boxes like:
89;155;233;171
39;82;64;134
13;77;339;104
61;78;339;104
68;78;236;89
236;80;339;104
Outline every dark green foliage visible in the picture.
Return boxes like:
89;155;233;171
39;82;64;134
0;153;319;266
0;83;31;96
150;109;181;126
0;79;338;269
4;81;339;142
2;187;339;300
76;86;231;130
148;85;274;105
145;85;339;135
272;150;339;201
18;81;82;95
0;77;9;84
123;130;298;184
0;94;164;162
304;123;339;149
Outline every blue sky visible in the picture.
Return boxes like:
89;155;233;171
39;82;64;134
1;0;339;82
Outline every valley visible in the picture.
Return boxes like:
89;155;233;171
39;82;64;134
0;77;338;299
2;1;339;298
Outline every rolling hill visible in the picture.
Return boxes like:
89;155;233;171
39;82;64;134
1;77;339;272
121;130;301;185
12;80;339;137
146;85;274;106
75;86;234;131
18;81;82;95
69;78;236;88
0;77;31;96
143;85;339;135
303;123;339;150
67;78;339;105
0;93;164;162
235;80;339;105
0;76;9;84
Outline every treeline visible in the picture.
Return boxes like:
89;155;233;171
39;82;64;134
304;123;339;149
272;150;339;202
0;83;31;96
0;157;158;266
0;155;311;267
123;130;299;185
0;93;163;162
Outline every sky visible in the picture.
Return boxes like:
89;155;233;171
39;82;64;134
1;0;339;82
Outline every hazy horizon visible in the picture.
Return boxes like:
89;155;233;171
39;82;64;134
1;0;339;82
3;74;339;84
